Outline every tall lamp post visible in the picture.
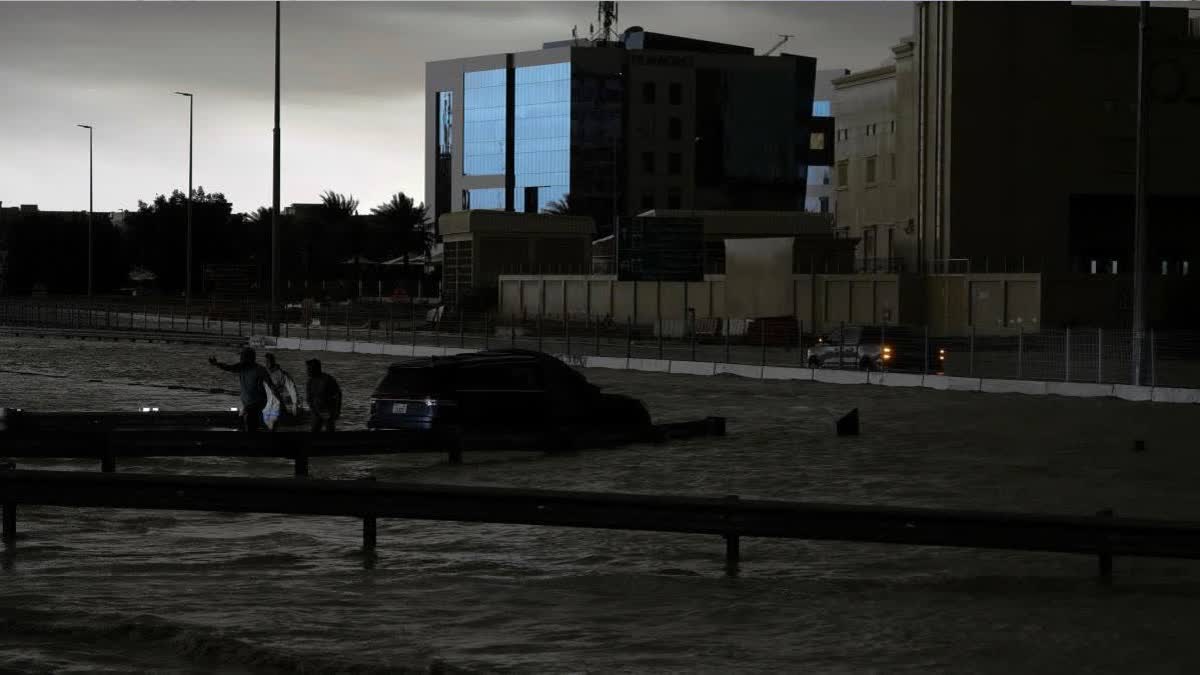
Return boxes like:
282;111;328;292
271;0;281;336
174;91;194;310
76;124;93;297
1131;0;1150;386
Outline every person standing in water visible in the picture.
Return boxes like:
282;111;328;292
262;353;299;430
208;347;276;432
304;358;342;433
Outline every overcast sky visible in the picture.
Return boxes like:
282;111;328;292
0;1;912;214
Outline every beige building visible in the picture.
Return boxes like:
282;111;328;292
439;210;594;308
831;39;916;273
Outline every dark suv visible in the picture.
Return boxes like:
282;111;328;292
367;349;651;431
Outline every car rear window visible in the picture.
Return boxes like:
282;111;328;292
375;368;447;397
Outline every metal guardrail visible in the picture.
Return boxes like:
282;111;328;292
3;468;1197;579
0;418;727;475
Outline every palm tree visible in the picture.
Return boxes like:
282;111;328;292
542;193;581;216
370;193;432;292
320;191;361;296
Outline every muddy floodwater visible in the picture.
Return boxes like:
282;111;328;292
2;336;1199;673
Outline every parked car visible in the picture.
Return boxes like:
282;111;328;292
806;325;947;373
367;349;651;431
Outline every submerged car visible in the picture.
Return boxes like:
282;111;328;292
367;349;651;431
806;325;947;373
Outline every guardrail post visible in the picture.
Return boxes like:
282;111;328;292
459;307;465;349
99;433;115;473
1;463;14;544
412;304;418;349
565;315;571;356
724;318;731;364
537;313;543;353
724;495;741;577
511;314;517;349
1097;328;1103;384
760;319;767;366
362;475;377;553
367;305;373;343
1097;508;1114;584
484;312;490;350
345;303;351;341
594;317;600;357
294;437;311;478
1065;327;1071;382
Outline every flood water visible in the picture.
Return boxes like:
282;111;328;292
2;336;1200;673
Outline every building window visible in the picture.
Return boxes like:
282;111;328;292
1184;260;1190;276
436;91;453;157
812;100;831;117
641;192;655;210
836;128;848;141
806;166;829;186
463;187;505;210
866;156;877;184
889;120;896;134
1090;259;1098;275
463;68;507;176
669;82;682;105
642;81;656;104
809;131;826;151
819;196;830;214
513;62;571;213
1162;260;1169;275
890;152;897;180
667;189;682;209
668;152;682;175
1110;260;1119;274
668;116;682;141
837;160;848;187
642;151;655;174
864;123;878;137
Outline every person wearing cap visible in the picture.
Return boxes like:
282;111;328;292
208;347;276;432
304;358;342;432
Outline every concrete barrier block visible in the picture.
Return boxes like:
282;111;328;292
670;361;716;376
325;340;355;353
762;366;812;381
812;369;869;385
297;339;325;352
716;363;764;379
1113;385;1153;402
273;337;301;350
627;358;671;373
870;372;924;388
442;347;477;356
381;344;414;357
353;342;385;355
1151;387;1200;404
412;345;442;357
944;376;982;392
980;379;1048;396
1046;382;1115;399
587;356;628;371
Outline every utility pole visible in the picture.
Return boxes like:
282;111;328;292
77;124;93;297
1131;1;1149;386
174;92;194;310
271;0;281;336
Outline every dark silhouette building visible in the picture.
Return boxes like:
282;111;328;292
425;28;823;237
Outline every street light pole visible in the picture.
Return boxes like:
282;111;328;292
76;124;93;297
271;0;281;336
1131;0;1150;386
174;92;194;311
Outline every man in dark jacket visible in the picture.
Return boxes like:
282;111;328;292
209;347;274;432
305;358;342;432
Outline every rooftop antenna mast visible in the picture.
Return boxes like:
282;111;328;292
592;1;618;43
764;34;793;56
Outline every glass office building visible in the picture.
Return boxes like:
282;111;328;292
513;62;571;213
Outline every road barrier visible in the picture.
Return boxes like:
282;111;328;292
3;468;1198;580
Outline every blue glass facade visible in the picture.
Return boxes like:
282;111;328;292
812;100;831;117
513;62;571;213
464;188;505;210
463;69;507;176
